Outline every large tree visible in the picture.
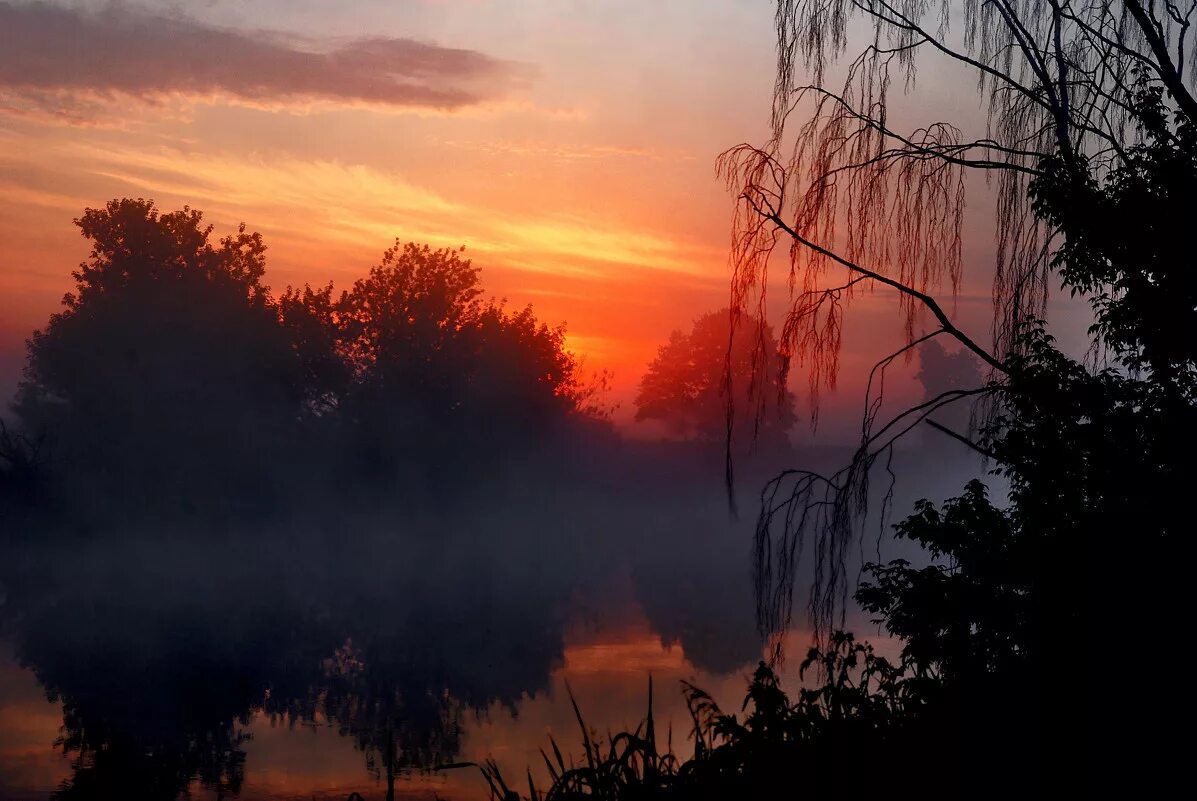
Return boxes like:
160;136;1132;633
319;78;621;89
726;0;1197;631
15;199;305;518
331;243;592;429
727;0;1197;374
724;1;1196;789
279;242;604;485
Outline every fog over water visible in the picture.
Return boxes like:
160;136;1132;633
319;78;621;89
0;427;981;800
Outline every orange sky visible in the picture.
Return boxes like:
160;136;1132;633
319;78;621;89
0;1;779;413
0;1;1066;435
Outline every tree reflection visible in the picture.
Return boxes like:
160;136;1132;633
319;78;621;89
0;530;573;799
319;639;463;801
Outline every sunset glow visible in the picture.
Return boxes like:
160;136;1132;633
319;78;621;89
0;0;784;413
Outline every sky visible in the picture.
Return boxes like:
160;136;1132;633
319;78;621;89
0;0;1063;433
0;1;782;412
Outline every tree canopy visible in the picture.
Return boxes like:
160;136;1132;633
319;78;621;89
634;310;796;447
15;199;304;518
331;242;591;434
735;0;1197;635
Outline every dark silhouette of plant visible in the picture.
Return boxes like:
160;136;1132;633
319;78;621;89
0;417;44;508
465;633;974;800
730;0;1197;383
277;241;606;485
13;198;307;520
730;0;1197;642
336;243;484;401
335;243;595;425
718;0;1196;791
853;478;1046;787
914;340;983;448
276;281;352;416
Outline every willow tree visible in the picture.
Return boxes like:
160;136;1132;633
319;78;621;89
723;1;1197;645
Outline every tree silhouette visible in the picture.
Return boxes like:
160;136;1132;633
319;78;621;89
276;281;351;416
6;204;610;516
13;199;306;520
334;242;591;427
718;1;1196;790
275;241;605;484
635;310;795;447
726;0;1197;380
730;0;1197;638
336;242;483;402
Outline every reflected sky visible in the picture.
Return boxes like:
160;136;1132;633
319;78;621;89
0;571;765;801
0;439;960;801
2;607;834;801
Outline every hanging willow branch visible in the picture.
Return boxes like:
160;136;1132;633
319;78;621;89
730;0;1197;648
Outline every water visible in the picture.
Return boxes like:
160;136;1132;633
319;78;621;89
0;470;779;801
0;613;760;801
0;437;958;800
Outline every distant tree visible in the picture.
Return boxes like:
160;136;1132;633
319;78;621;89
915;340;982;449
635;310;796;446
0;418;43;498
14;198;305;518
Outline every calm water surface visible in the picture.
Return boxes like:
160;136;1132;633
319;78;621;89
0;440;943;801
0;476;793;801
0;612;765;801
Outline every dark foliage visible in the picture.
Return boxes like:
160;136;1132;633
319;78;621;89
735;68;1197;795
13;199;304;521
471;632;990;800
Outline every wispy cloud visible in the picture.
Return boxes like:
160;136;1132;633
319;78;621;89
0;1;526;122
0;140;721;282
441;139;674;162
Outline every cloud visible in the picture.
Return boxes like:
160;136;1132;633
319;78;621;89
0;138;722;282
442;140;668;162
0;1;525;121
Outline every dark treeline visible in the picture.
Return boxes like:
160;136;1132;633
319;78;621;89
0;198;804;530
1;198;616;525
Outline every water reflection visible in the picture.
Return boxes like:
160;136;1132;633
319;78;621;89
0;432;969;801
0;480;772;800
